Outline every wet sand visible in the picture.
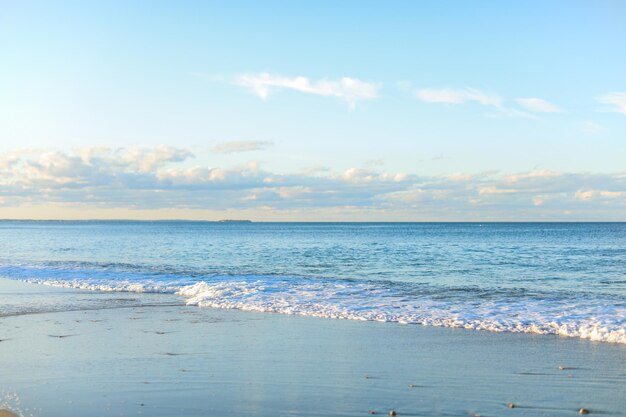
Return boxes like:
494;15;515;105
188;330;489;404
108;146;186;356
1;278;625;417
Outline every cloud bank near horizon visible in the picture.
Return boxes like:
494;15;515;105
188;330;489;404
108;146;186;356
0;146;624;221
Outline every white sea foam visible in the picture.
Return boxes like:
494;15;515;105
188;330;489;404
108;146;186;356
177;280;626;344
25;278;179;294
0;390;25;417
14;276;626;344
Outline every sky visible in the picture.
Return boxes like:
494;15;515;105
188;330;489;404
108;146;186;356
1;1;625;220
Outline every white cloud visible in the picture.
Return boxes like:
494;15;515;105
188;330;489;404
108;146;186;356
478;186;517;195
236;73;379;108
575;190;595;201
416;88;565;118
1;147;625;220
339;168;408;184
516;98;562;113
0;154;19;170
600;191;625;198
380;188;425;203
117;146;193;172
503;170;561;183
416;88;502;107
211;140;273;154
575;189;626;202
598;92;626;115
532;196;545;206
300;166;330;175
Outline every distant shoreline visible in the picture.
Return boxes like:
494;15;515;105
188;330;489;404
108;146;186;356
0;219;624;224
217;219;252;223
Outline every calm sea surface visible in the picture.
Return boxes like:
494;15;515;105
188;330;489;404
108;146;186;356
1;221;624;342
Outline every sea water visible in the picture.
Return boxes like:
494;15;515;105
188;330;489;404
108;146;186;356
1;221;624;343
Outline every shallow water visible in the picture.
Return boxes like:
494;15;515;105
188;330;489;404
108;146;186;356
1;221;625;342
1;296;625;417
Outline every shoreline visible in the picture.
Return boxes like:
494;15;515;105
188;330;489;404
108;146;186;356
2;278;625;416
6;276;625;345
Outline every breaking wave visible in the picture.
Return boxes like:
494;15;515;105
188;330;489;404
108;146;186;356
5;263;624;344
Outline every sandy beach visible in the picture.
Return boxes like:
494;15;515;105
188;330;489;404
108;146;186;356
1;278;625;417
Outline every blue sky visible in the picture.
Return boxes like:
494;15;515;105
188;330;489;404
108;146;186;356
1;1;625;220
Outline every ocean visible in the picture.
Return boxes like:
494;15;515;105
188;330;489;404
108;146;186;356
1;221;624;343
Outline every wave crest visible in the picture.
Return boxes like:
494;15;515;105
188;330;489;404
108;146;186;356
7;271;626;344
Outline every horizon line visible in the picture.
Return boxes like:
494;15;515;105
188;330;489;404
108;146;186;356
1;219;625;224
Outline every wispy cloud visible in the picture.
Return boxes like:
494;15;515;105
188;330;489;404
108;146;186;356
582;121;606;134
516;98;562;113
415;88;566;118
236;73;379;108
211;140;273;154
1;147;625;220
597;92;626;115
416;88;502;107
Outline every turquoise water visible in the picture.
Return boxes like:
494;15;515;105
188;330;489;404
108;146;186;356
1;221;625;342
